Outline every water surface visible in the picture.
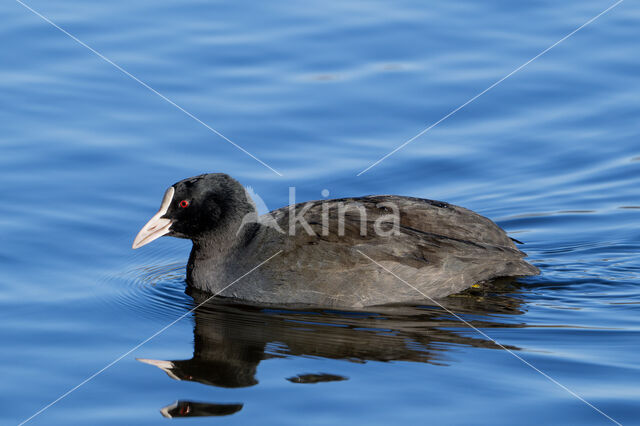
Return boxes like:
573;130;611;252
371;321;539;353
1;0;639;424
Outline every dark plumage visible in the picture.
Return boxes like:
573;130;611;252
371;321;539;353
133;173;539;307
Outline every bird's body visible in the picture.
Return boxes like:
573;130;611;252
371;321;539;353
133;174;539;307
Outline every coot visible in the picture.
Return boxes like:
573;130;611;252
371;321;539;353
133;173;538;307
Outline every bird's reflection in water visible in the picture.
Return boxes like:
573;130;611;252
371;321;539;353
286;373;348;384
138;278;527;418
160;400;243;418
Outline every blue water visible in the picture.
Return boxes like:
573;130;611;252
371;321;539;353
2;0;639;424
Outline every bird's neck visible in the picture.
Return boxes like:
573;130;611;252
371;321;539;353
186;210;260;292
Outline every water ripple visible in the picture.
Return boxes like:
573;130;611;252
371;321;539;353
101;259;192;322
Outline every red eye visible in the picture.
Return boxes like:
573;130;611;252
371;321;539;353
179;200;190;208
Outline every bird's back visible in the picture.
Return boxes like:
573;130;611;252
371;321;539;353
219;196;538;307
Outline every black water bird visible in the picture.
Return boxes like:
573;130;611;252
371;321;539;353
133;173;538;307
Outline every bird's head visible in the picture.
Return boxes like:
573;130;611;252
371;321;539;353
132;173;256;249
